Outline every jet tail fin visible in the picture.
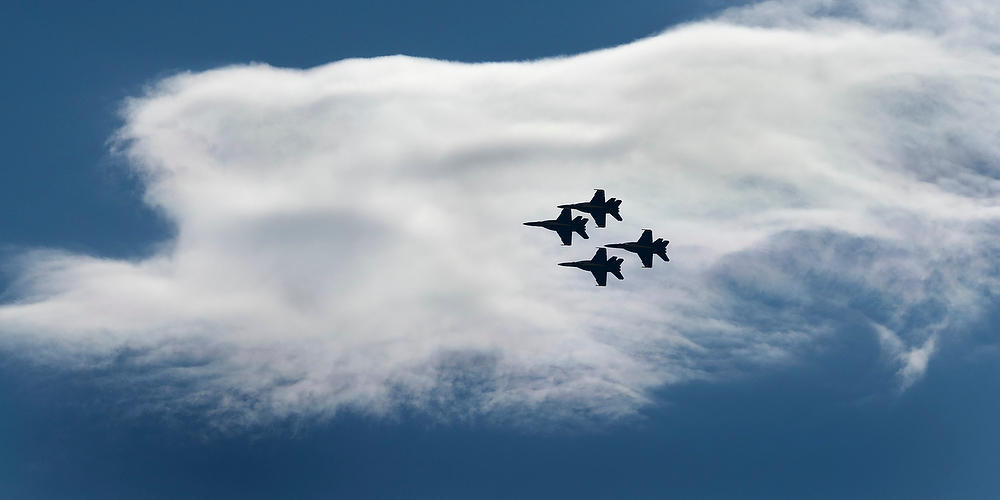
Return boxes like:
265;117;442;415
610;256;624;280
574;217;589;239
608;199;623;222
654;238;669;261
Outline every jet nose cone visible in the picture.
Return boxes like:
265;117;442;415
558;262;573;267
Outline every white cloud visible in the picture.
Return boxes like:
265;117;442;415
2;0;1000;425
873;323;938;390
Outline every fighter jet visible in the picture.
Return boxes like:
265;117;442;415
558;248;624;286
523;208;589;245
558;189;622;228
605;229;669;268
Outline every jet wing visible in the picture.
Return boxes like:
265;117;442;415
638;250;654;268
592;211;606;228
638;229;652;245
591;248;607;262
590;270;608;286
590;189;605;204
557;228;573;246
556;208;572;222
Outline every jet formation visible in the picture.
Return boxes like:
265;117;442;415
524;189;671;286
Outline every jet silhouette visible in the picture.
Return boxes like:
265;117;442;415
606;229;669;268
558;248;624;286
558;189;622;228
523;208;589;245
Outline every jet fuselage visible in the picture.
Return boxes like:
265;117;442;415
557;189;623;228
523;208;589;245
558;248;624;286
605;230;669;267
558;260;608;272
523;220;577;231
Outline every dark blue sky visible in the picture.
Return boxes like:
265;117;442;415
2;1;999;498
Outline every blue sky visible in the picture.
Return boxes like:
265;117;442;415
3;1;1000;499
